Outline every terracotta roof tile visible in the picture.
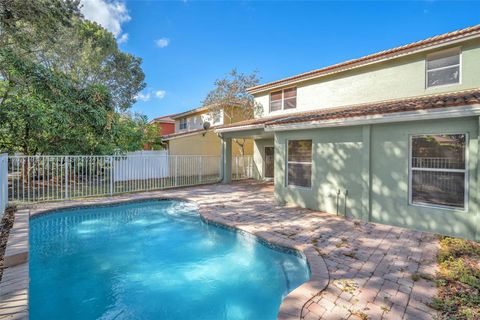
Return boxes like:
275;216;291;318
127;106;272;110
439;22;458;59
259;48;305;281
150;115;175;123
163;127;220;140
266;88;480;126
216;89;480;131
216;113;294;129
248;24;480;94
163;128;205;140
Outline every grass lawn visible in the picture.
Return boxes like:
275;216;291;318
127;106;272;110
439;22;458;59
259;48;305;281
432;236;480;320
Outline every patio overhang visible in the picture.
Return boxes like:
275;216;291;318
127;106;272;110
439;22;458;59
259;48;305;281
215;127;273;184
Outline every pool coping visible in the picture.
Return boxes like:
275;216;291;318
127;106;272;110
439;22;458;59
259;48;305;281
0;208;29;319
4;194;331;320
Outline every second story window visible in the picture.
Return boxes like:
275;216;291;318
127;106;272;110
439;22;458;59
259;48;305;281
426;49;461;88
179;118;187;130
270;87;297;112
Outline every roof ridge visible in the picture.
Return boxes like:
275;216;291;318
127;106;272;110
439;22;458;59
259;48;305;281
248;24;480;93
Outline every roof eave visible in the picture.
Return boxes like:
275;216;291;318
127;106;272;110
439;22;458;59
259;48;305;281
170;102;245;120
170;108;208;120
247;32;480;95
265;104;480;132
214;124;265;133
163;127;218;140
150;119;175;124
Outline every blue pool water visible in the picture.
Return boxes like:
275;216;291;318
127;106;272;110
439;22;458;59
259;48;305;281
30;200;309;320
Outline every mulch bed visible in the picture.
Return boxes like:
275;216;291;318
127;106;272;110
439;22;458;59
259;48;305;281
432;236;480;320
0;206;15;281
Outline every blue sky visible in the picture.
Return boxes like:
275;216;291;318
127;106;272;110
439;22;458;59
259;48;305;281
81;1;480;120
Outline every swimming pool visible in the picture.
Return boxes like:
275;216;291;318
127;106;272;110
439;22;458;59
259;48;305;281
30;200;310;320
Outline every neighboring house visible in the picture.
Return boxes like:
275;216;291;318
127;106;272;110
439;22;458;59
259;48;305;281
216;24;480;240
144;115;176;150
163;104;253;156
150;115;176;136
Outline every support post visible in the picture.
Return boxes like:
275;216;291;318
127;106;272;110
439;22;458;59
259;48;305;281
476;117;480;241
222;137;232;184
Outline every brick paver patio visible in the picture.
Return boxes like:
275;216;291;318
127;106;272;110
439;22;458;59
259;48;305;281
4;180;439;320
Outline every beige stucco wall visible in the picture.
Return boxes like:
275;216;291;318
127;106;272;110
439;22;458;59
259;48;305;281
175;105;253;134
169;131;221;156
175;110;224;132
255;39;480;118
168;131;253;156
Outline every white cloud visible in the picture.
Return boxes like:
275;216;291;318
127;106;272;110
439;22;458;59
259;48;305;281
155;38;170;48
155;90;166;99
135;92;151;102
80;0;131;42
117;33;129;44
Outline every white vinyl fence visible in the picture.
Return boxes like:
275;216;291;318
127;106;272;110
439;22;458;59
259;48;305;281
113;151;170;182
232;155;253;180
0;153;8;218
8;154;253;203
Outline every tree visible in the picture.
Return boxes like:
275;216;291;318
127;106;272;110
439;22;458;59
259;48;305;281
0;0;150;155
143;123;166;150
109;113;153;153
202;69;262;155
0;48;114;154
0;0;80;51
37;19;145;111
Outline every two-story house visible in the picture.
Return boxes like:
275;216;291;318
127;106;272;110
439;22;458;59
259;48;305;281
144;115;176;150
162;104;253;156
216;24;480;240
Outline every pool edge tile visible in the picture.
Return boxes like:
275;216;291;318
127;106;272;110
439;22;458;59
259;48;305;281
1;208;30;320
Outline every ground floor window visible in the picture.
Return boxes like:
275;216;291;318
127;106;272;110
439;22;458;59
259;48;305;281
410;134;467;209
287;140;312;188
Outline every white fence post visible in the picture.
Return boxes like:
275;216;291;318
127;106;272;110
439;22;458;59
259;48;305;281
199;157;202;183
175;156;178;187
0;154;8;218
64;156;69;199
109;156;114;196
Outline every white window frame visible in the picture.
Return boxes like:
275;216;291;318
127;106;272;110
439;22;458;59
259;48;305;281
179;118;187;130
269;87;297;113
408;133;468;211
425;47;462;89
286;139;312;189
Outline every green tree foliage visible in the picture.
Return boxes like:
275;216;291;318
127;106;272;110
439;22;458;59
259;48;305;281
0;0;152;155
202;69;262;121
202;69;262;155
143;123;166;150
110;113;153;154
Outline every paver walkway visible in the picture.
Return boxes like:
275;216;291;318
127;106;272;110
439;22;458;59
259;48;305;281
25;181;439;319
